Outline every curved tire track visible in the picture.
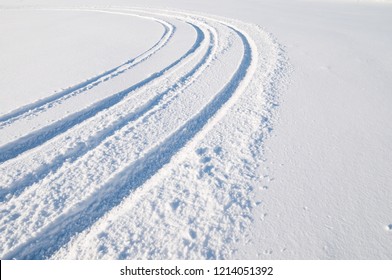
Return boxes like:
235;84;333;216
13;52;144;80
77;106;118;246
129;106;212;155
0;12;174;126
0;15;212;201
0;12;200;163
0;7;286;260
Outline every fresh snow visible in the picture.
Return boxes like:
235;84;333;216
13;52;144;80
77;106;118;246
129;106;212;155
0;0;391;260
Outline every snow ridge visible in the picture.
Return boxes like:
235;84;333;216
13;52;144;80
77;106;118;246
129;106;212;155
0;7;287;259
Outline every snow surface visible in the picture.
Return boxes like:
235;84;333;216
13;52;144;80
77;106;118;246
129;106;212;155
0;9;163;115
0;0;391;259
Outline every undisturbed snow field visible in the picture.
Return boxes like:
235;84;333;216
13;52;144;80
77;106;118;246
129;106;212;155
0;0;391;259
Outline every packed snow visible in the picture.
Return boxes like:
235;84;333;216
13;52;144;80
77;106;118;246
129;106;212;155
0;0;391;259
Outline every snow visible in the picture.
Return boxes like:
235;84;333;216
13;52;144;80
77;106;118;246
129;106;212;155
0;0;391;260
0;9;163;115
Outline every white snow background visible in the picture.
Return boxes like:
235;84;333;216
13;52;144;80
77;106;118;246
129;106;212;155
0;0;391;259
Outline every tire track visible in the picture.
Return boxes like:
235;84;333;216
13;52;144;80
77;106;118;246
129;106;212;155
0;8;286;260
0;12;174;125
1;10;251;259
53;12;286;260
0;10;218;257
0;21;212;202
0;18;202;163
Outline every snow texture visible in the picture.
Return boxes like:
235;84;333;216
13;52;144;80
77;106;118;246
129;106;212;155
0;6;286;259
1;0;391;260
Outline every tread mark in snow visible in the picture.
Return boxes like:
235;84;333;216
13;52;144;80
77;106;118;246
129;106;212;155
2;16;252;261
0;26;213;202
0;23;204;163
0;15;174;125
0;7;287;260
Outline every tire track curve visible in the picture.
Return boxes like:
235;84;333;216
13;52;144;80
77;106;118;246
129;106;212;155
0;20;212;202
0;7;287;260
0;15;202;163
0;8;213;200
0;12;174;125
1;8;219;258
